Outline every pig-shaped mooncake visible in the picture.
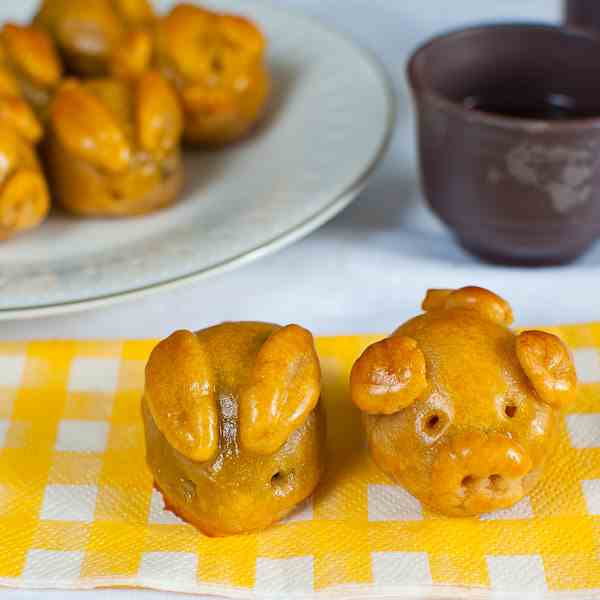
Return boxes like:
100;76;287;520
350;287;577;517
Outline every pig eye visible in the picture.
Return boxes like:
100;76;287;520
427;415;440;429
422;411;448;437
504;404;517;418
489;474;507;492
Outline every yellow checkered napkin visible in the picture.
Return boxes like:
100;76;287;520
0;326;599;599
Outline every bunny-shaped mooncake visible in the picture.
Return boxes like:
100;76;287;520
46;73;183;217
0;25;58;240
35;0;154;77
143;322;326;536
111;3;270;147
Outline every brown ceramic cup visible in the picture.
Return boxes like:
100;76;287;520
566;0;600;32
407;24;600;265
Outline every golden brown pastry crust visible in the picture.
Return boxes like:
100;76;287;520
350;286;577;517
0;42;51;241
0;23;63;120
0;128;50;241
143;322;326;536
112;3;271;147
34;0;154;77
46;73;184;217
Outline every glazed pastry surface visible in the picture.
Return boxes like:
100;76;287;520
46;73;183;217
0;23;63;119
0;46;51;241
113;3;271;146
34;0;154;77
351;287;577;517
143;322;326;536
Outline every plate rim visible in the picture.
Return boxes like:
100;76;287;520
1;0;397;320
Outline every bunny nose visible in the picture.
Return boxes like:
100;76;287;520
430;431;532;516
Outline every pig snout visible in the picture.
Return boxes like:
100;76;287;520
430;431;533;516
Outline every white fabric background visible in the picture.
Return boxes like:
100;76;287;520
3;0;581;598
2;0;580;343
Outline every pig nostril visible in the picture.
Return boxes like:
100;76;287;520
505;405;517;418
462;474;509;494
271;471;284;486
461;475;476;489
489;474;507;492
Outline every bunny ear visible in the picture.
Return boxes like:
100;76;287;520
350;335;427;415
113;0;155;23
239;324;321;456
110;30;153;80
219;14;267;56
135;70;183;159
145;330;219;463
422;286;514;326
50;80;131;173
0;169;50;237
0;95;43;143
516;330;577;409
2;23;62;88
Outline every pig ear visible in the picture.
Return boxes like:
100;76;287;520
516;330;577;409
350;336;427;415
145;330;219;462
422;286;513;326
239;325;321;456
421;289;454;311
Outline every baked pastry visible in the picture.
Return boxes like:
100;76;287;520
0;65;50;240
45;72;183;217
34;0;154;77
142;322;326;536
112;3;270;146
0;23;63;120
350;286;577;517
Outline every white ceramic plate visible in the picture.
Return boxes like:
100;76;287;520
0;0;395;320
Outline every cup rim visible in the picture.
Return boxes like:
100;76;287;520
407;22;600;131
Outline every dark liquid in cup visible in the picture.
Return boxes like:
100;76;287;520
463;92;596;120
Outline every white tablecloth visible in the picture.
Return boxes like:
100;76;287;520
3;0;584;344
4;0;580;598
